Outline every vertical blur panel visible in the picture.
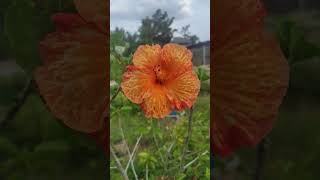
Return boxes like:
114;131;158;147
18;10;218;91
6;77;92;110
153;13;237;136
0;0;109;179
213;0;320;180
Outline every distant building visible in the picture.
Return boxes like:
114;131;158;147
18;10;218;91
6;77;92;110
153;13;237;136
171;37;210;66
171;37;192;46
188;41;210;66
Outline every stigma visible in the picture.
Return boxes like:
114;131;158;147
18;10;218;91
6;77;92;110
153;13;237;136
153;64;166;84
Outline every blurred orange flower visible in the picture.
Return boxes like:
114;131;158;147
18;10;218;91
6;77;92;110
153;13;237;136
212;0;289;156
34;0;108;153
121;44;200;118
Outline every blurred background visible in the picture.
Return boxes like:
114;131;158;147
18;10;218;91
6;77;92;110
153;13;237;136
0;0;106;179
215;0;320;179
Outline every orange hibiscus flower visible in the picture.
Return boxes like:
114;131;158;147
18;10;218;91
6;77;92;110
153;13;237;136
212;0;289;156
34;0;108;153
121;44;200;118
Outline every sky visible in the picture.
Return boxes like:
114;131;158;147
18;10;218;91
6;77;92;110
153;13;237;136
110;0;210;42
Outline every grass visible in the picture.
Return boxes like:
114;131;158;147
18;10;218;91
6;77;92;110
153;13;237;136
263;94;320;179
110;92;210;178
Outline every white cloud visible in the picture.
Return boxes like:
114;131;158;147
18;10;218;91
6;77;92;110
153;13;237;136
111;0;192;20
110;0;210;41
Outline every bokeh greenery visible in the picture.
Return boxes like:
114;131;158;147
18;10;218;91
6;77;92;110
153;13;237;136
0;1;106;179
214;11;320;180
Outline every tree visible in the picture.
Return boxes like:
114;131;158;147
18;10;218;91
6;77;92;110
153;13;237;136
124;31;139;56
111;27;139;56
110;27;126;50
138;9;176;45
179;25;200;44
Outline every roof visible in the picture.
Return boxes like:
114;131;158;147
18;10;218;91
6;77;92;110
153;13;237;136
187;41;210;49
171;37;192;45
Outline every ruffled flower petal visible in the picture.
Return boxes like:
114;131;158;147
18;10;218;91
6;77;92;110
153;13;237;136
39;14;106;64
122;43;199;119
161;43;193;79
121;66;155;104
74;0;108;33
140;87;172;119
212;0;289;157
213;0;266;46
165;71;200;111
132;44;161;71
34;14;107;133
212;28;289;156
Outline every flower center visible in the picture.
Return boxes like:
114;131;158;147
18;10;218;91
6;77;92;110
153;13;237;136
153;64;166;85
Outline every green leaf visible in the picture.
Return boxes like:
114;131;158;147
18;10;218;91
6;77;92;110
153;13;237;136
196;67;209;82
138;152;149;159
0;137;18;160
4;0;52;73
205;167;210;178
115;46;126;56
276;19;320;65
110;31;125;50
34;140;70;154
120;106;132;113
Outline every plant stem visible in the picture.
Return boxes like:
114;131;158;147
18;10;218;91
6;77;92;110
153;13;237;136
152;128;168;174
125;135;142;173
253;138;267;180
183;150;209;170
146;164;149;180
180;106;194;171
118;118;140;180
110;145;129;180
110;86;121;103
0;77;33;127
